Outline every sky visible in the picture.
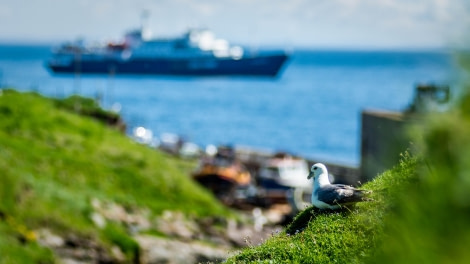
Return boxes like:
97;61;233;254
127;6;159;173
0;0;469;49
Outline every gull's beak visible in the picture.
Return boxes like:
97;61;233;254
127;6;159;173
307;171;314;180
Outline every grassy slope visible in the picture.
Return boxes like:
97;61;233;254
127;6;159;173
227;154;417;264
0;89;228;263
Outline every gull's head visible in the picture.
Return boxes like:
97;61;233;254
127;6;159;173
307;163;328;181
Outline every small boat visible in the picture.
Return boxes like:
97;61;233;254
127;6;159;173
256;153;311;204
192;146;251;205
46;27;289;77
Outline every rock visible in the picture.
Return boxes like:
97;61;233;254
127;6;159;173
135;235;229;264
90;212;106;229
37;229;118;264
37;228;65;248
90;198;151;233
156;211;200;240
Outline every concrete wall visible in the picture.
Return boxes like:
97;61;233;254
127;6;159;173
360;109;411;181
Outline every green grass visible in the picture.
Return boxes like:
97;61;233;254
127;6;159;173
227;155;418;264
369;113;470;264
0;89;229;262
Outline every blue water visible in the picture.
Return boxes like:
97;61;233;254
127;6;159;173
0;44;457;166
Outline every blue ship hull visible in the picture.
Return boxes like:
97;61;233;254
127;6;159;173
48;54;289;77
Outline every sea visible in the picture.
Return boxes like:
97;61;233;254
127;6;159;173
0;44;458;167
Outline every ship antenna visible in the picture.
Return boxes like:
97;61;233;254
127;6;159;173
141;10;151;39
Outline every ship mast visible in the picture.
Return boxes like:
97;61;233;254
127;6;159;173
141;10;152;40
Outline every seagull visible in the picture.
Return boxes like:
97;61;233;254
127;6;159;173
307;163;371;210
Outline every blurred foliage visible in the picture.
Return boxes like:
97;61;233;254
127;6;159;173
368;52;470;264
102;222;140;260
53;95;123;129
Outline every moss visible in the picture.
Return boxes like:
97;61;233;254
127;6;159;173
102;223;140;260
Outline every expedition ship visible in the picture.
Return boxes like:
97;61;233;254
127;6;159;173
46;27;289;77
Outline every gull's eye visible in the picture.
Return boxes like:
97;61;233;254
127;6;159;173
313;167;318;170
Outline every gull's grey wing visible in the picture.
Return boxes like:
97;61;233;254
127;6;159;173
315;184;368;206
